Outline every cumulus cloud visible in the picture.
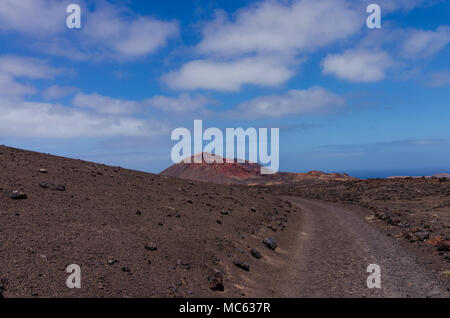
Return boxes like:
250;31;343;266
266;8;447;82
231;87;344;118
0;0;179;60
162;56;296;92
196;0;362;57
322;50;392;82
401;26;450;59
72;92;141;115
0;75;36;97
83;5;179;59
163;0;363;91
0;56;168;139
42;85;79;100
0;55;63;97
0;0;66;34
145;93;213;113
0;97;166;138
0;55;63;79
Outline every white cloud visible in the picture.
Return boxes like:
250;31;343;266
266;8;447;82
72;92;140;115
0;96;167;139
0;0;179;60
322;49;392;82
42;85;79;100
0;55;63;98
401;26;450;59
0;75;36;97
83;6;179;59
0;0;66;34
145;93;213;113
196;0;362;57
162;56;296;91
0;55;62;79
232;87;344;118
162;0;363;92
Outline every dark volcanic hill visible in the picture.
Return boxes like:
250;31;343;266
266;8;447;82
160;153;356;185
0;145;300;298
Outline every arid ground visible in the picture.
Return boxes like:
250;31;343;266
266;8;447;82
0;145;449;297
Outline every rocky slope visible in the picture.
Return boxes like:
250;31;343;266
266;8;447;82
0;145;299;298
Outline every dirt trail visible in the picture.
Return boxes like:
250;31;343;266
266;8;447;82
273;197;449;298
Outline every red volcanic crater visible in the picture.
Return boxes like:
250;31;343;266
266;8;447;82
160;153;356;185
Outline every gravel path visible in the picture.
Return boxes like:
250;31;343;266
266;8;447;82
275;197;449;298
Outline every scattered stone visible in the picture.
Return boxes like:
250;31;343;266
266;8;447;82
436;240;450;252
145;242;158;251
263;237;277;250
122;266;131;273
405;230;430;242
208;270;224;291
8;190;27;200
220;210;229;215
107;259;117;265
251;248;262;259
135;210;142;215
39;182;66;191
251;207;257;212
217;220;222;224
38;168;48;173
0;279;6;298
232;259;250;271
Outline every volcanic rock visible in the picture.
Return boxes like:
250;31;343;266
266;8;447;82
7;190;27;200
232;259;250;271
251;248;262;259
39;182;66;191
263;237;277;250
208;270;224;291
144;242;158;251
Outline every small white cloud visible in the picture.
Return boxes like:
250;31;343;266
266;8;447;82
196;0;362;58
0;55;63;98
322;49;392;82
145;93;213;113
0;74;36;97
84;7;179;59
401;26;450;59
232;87;344;118
162;56;296;92
0;0;66;34
42;85;79;100
0;55;62;79
72;92;140;115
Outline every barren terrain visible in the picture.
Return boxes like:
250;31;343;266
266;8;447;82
1;145;449;298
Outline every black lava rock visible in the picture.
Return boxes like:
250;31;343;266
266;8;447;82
232;259;250;271
263;237;277;250
251;248;262;259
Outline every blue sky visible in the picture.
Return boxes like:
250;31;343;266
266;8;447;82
0;0;449;178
